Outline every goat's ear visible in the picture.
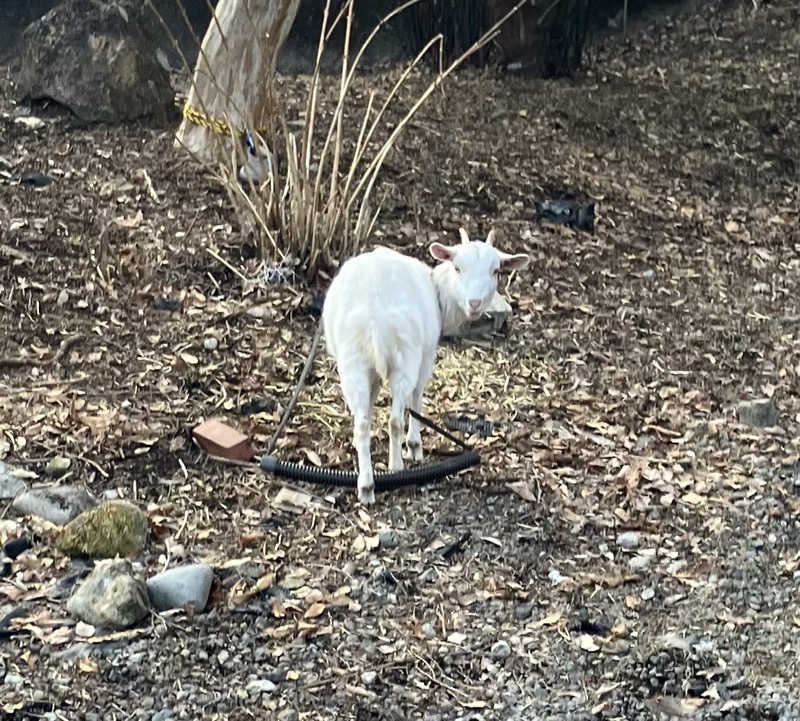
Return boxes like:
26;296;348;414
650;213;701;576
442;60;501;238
498;251;530;271
430;242;455;262
486;229;496;246
458;227;470;245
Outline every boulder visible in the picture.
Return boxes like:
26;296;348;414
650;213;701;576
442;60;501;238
10;0;173;123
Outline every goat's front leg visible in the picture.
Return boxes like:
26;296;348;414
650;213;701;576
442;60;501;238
404;384;424;463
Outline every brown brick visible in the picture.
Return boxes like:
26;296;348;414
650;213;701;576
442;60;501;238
193;418;254;462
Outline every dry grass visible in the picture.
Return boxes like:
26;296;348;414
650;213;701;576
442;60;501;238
200;0;529;275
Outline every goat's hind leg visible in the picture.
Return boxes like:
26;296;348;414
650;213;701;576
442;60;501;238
339;363;378;505
403;383;424;463
404;354;433;464
388;372;415;472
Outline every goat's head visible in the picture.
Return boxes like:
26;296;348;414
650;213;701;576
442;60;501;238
429;228;530;321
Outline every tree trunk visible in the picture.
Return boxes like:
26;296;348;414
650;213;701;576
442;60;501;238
175;0;300;163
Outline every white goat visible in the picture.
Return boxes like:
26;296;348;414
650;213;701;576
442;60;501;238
323;228;530;505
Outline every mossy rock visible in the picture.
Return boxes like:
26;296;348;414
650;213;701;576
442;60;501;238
55;500;149;558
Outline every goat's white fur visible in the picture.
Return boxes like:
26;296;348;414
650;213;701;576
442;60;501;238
323;228;530;505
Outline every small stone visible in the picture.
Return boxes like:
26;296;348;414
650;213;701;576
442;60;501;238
737;398;778;428
752;281;770;294
548;568;564;584
0;462;27;500
146;563;214;612
447;631;466;645
514;603;533;621
45;456;71;476
203;336;218;351
12;485;94;525
419;567;437;584
246;678;276;695
491;640;511;659
66;558;150;629
277;710;298;721
629;554;651;570
641;587;655;601
421;622;436;639
361;670;377;686
4;672;24;685
616;531;640;550
378;528;399;548
217;649;230;665
642;269;656;281
152;711;173;721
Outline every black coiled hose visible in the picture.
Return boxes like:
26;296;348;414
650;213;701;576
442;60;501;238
260;449;480;492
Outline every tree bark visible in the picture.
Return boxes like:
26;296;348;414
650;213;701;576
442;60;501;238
175;0;300;163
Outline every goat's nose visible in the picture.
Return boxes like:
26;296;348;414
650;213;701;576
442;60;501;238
468;299;481;311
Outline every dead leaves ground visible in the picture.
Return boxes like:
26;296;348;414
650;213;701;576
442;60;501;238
2;0;800;719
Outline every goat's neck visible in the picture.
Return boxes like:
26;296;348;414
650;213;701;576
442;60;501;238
432;263;467;337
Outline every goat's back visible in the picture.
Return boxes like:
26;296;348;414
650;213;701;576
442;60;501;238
322;248;440;380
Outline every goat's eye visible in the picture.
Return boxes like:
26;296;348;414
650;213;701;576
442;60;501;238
454;266;461;274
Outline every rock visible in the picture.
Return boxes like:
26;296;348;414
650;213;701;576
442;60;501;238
642;269;656;282
629;554;651;570
361;670;377;686
0;462;27;500
12;485;93;525
753;281;770;294
203;336;218;351
152;711;173;721
616;531;640;550
66;558;150;629
4;671;24;685
738;398;778;428
378;528;399;549
245;678;276;695
491;640;511;659
419;567;438;584
9;0;173;123
45;456;71;477
514;603;533;621
421;622;436;639
3;535;32;560
54;500;149;558
146;563;214;612
276;710;298;721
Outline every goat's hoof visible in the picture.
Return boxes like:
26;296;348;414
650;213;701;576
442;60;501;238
358;485;376;506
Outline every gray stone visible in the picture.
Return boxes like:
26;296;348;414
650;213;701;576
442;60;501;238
491;640;511;659
738;398;778;428
146;564;214;612
361;670;377;686
0;462;27;500
616;531;640;550
642;269;656;282
276;710;298;721
514;603;533;621
629;554;651;570
203;336;219;351
421;622;436;639
44;456;71;476
419;567;438;584
152;712;173;721
378;528;399;549
66;558;150;629
12;485;94;525
9;0;173;123
4;671;24;685
246;678;276;695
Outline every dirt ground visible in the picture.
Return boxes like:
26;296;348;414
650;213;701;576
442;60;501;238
2;1;800;719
